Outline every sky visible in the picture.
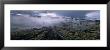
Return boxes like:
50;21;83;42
10;10;100;19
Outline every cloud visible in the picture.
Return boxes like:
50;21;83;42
85;11;100;20
11;12;66;30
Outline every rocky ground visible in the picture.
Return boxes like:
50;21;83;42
11;20;100;40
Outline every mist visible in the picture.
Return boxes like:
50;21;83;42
11;13;66;31
11;10;100;31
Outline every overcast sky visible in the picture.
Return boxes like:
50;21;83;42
10;10;100;19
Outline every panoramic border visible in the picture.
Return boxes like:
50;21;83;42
0;0;109;50
4;4;107;47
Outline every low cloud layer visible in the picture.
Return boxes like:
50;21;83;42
11;12;66;30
